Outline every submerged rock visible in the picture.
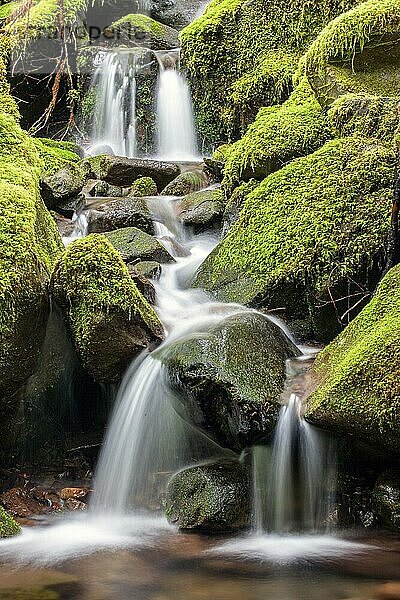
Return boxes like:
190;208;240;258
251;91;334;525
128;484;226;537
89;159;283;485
51;235;164;383
83;155;180;190
161;312;299;451
165;460;251;531
176;188;224;232
88;197;154;235
161;170;208;196
0;506;21;538
104;227;174;264
372;470;400;532
305;265;400;454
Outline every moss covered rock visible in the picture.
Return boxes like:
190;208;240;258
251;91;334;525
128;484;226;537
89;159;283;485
165;459;251;531
0;505;21;538
104;13;179;50
129;176;158;197
104;227;174;264
160;312;299;451
161;170;208;196
305;265;400;453
372;470;400;531
222;179;259;235
176;188;224;231
88;197;154;235
51;235;164;383
195;137;395;341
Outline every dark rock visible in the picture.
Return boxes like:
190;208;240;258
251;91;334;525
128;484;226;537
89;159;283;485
161;169;208;196
87;179;127;197
51;211;75;238
88;197;154;234
150;0;206;30
165;459;251;531
83;155;180;190
373;470;400;532
161;312;299;451
127;264;156;304
53;194;85;219
135;260;162;280
104;227;174;264
176;188;224;232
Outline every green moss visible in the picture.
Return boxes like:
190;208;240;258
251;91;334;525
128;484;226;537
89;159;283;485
212;144;231;162
0;506;21;538
306;264;400;452
195;137;395;335
33;137;81;178
222;77;334;191
0;1;18;20
129;176;158;197
110;13;165;36
328;93;400;142
180;0;359;145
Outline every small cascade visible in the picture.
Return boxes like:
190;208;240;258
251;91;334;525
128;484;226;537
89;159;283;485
155;52;199;161
91;50;137;157
62;211;88;246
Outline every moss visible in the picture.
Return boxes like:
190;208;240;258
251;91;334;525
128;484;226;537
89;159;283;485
33;137;82;178
306;265;400;453
195;137;395;337
110;13;166;36
180;0;359;145
129;176;158;197
161;170;207;196
212;144;231;162
328;94;400;142
223;179;259;234
0;505;21;538
0;1;18;20
51;234;163;381
222;77;334;191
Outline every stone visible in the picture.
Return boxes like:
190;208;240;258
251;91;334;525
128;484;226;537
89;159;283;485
87;179;127;198
104;14;179;50
127;264;157;305
87;197;154;234
161;170;208;196
135;260;162;280
104;227;174;264
40;163;85;208
176;188;224;232
129;176;158;197
165;459;251;531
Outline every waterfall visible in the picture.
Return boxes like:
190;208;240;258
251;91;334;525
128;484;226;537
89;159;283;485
156;62;199;161
91;51;137;157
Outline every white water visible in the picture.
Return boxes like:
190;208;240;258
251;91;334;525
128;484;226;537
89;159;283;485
91;51;137;157
156;65;199;161
62;211;88;246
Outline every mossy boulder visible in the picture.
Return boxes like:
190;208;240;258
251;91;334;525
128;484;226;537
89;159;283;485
165;459;251;531
104;227;174;264
51;235;164;383
104;13;179;50
161;170;208;196
372;470;400;531
87;197;154;235
222;179;259;235
0;505;21;538
160;312;299;451
195;137;395;341
82;155;180;190
129;176;158;197
304;0;400;107
176;188;224;231
305;265;400;454
222;78;333;191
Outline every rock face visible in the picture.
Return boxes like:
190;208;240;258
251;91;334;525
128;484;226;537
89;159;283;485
165;460;251;531
373;471;400;532
83;155;180;190
88;197;154;235
176;188;224;231
161;312;299;451
104;227;174;264
305;265;400;454
0;506;21;538
51;235;164;383
161;170;208;196
104;14;179;50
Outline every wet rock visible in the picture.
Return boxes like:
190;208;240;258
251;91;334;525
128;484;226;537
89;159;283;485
59;487;89;501
41;163;85;208
161;312;299;451
104;227;174;264
165;459;251;531
129;177;158;197
135;260;162;280
83;155;180;190
127;264;157;304
1;487;52;518
176;188;224;232
87;197;154;234
51;211;75;238
161;170;208;196
0;506;21;538
63;498;87;511
104;14;179;50
87;179;127;198
372;470;400;532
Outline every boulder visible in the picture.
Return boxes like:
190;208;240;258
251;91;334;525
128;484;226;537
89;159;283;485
127;264;156;305
129;176;158;197
165;459;251;531
372;470;400;532
305;265;400;454
161;170;208;196
51;235;164;383
40;164;85;208
87;179;127;198
83;155;180;190
135;260;162;280
104;227;174;264
87;197;154;235
176;188;224;232
104;14;179;50
0;506;21;538
160;312;299;451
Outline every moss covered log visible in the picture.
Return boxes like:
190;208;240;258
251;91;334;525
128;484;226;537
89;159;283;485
51;234;164;383
305;265;400;454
